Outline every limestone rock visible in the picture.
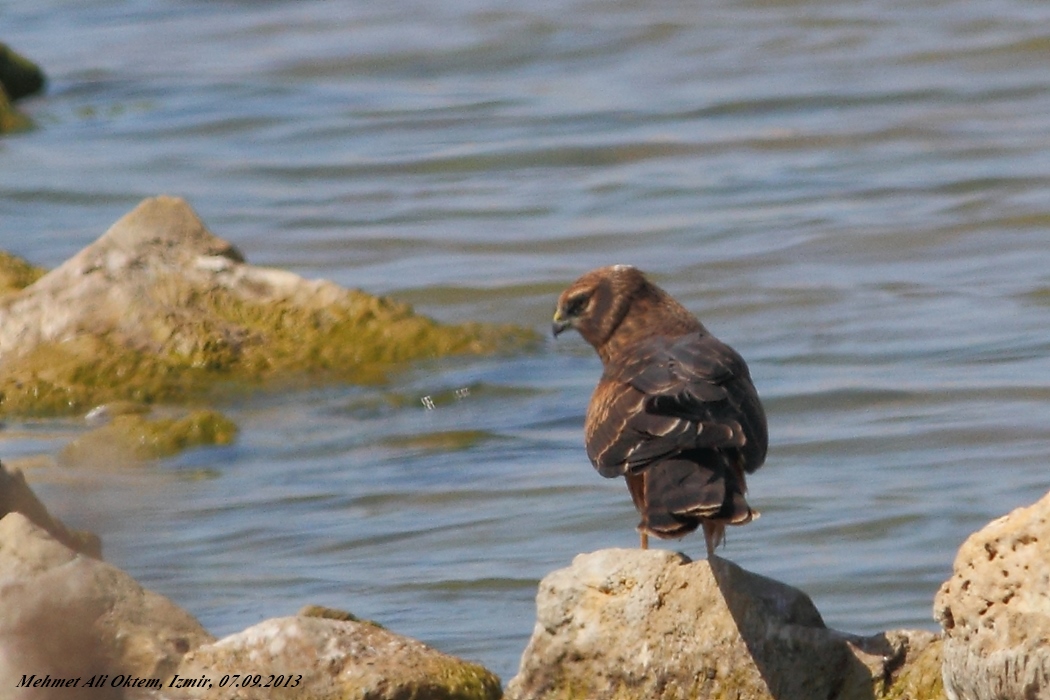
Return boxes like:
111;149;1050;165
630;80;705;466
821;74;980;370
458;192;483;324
0;459;100;556
0;195;536;417
506;548;943;700
934;490;1050;700
175;613;502;700
0;513;214;697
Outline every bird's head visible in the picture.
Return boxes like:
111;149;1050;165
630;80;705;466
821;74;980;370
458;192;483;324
552;265;651;350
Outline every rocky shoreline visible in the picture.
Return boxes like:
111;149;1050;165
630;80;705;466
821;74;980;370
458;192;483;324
4;457;1049;700
1;198;1047;699
0;196;536;466
0;196;536;421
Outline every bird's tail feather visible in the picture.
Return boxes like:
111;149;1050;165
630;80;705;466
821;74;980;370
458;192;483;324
635;456;754;541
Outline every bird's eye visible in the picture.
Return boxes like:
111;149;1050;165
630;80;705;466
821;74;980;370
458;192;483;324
565;293;591;317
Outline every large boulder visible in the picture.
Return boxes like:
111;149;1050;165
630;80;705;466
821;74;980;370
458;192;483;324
174;607;502;700
934;490;1050;700
506;548;943;700
0;195;536;417
0;512;214;699
0;510;504;700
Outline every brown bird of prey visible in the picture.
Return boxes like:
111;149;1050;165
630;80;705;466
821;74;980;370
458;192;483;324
552;265;767;556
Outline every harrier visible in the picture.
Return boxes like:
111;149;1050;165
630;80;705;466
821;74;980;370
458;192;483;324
553;265;767;556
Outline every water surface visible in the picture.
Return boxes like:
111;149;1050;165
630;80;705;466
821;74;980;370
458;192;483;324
4;0;1050;682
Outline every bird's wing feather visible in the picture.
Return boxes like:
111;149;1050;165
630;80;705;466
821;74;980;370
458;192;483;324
585;332;767;477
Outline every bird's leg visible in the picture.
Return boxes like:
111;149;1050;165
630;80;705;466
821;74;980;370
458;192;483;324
702;521;722;559
629;470;649;550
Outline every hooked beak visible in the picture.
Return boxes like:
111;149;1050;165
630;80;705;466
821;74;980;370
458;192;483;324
552;310;572;338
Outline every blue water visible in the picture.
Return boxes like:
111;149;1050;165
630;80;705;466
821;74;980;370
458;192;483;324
4;0;1050;683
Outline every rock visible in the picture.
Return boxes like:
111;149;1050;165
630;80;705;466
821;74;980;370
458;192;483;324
61;409;238;465
0;80;31;134
297;603;384;627
0;509;503;700
506;548;944;700
0;43;46;101
0;250;45;296
175;613;502;700
850;629;945;700
934;490;1050;700
0;512;214;698
0;43;43;134
0;459;100;557
0;195;537;417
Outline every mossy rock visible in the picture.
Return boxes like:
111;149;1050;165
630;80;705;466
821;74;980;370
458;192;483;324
846;631;946;700
0;43;46;101
61;409;238;464
0;250;45;295
178;615;502;700
879;646;945;699
878;635;945;699
0;83;32;134
298;604;384;629
0;43;43;134
0;196;539;417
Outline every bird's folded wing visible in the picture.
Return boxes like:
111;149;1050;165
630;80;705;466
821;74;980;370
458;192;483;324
586;332;766;477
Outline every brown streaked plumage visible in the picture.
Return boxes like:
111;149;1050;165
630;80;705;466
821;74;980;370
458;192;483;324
553;265;767;557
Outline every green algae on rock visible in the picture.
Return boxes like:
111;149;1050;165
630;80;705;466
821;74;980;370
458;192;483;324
0;196;538;417
0;250;45;296
384;429;496;452
0;43;44;134
61;410;238;465
0;84;32;133
0;43;46;101
177;614;502;700
297;604;384;629
849;630;945;700
877;634;945;700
